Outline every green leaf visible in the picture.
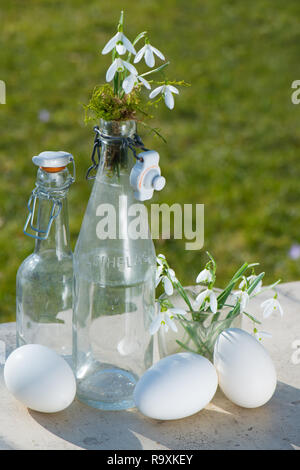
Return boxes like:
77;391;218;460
243;312;261;324
217;262;249;310
247;272;265;295
140;62;170;78
118;10;124;30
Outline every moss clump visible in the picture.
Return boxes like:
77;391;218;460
84;84;144;122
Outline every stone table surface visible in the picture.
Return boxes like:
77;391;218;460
0;282;300;450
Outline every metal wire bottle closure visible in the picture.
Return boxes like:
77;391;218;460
23;158;75;240
86;126;148;180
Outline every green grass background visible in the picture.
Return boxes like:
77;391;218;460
1;0;300;322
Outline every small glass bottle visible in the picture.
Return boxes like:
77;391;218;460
73;120;156;410
16;151;75;361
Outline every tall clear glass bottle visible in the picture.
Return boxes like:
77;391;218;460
73;120;156;410
16;151;75;361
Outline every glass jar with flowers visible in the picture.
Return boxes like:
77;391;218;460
151;253;283;361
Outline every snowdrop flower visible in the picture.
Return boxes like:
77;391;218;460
161;269;177;296
106;58;137;82
194;289;218;314
261;297;283;318
239;275;262;295
253;329;272;342
122;73;151;94
155;264;163;287
156;254;166;265
233;290;249;313
149;304;187;335
196;268;213;284
149;85;179;110
134;42;165;67
156;272;173;295
155;255;177;295
102;31;136;56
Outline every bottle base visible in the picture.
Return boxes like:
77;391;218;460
76;366;138;410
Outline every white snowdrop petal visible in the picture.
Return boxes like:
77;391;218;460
138;76;151;89
149;86;164;99
166;315;178;333
149;314;164;335
196;272;205;283
134;45;146;63
263;305;273;319
169;308;187;316
209;293;218;314
101;32;119;55
106;60;118;82
241;293;249;312
122;74;136;94
156;265;163;279
196;269;212;284
167;85;179;94
168;268;176;279
123;61;138;75
261;298;272;309
151;46;165;61
145;46;155;67
195;290;208;307
122;34;136;55
164;90;174;109
255;330;272;341
116;43;126;55
163;277;174;296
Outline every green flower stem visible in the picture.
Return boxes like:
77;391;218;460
172;277;194;313
250;279;281;298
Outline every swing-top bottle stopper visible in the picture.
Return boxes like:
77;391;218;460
32;150;75;175
23;151;75;240
130;150;166;201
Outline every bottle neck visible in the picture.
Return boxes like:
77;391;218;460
95;119;137;186
32;168;72;256
34;196;71;256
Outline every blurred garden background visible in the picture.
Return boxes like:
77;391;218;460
1;0;300;322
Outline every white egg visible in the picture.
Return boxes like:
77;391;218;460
214;328;277;408
4;344;76;413
134;352;218;420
